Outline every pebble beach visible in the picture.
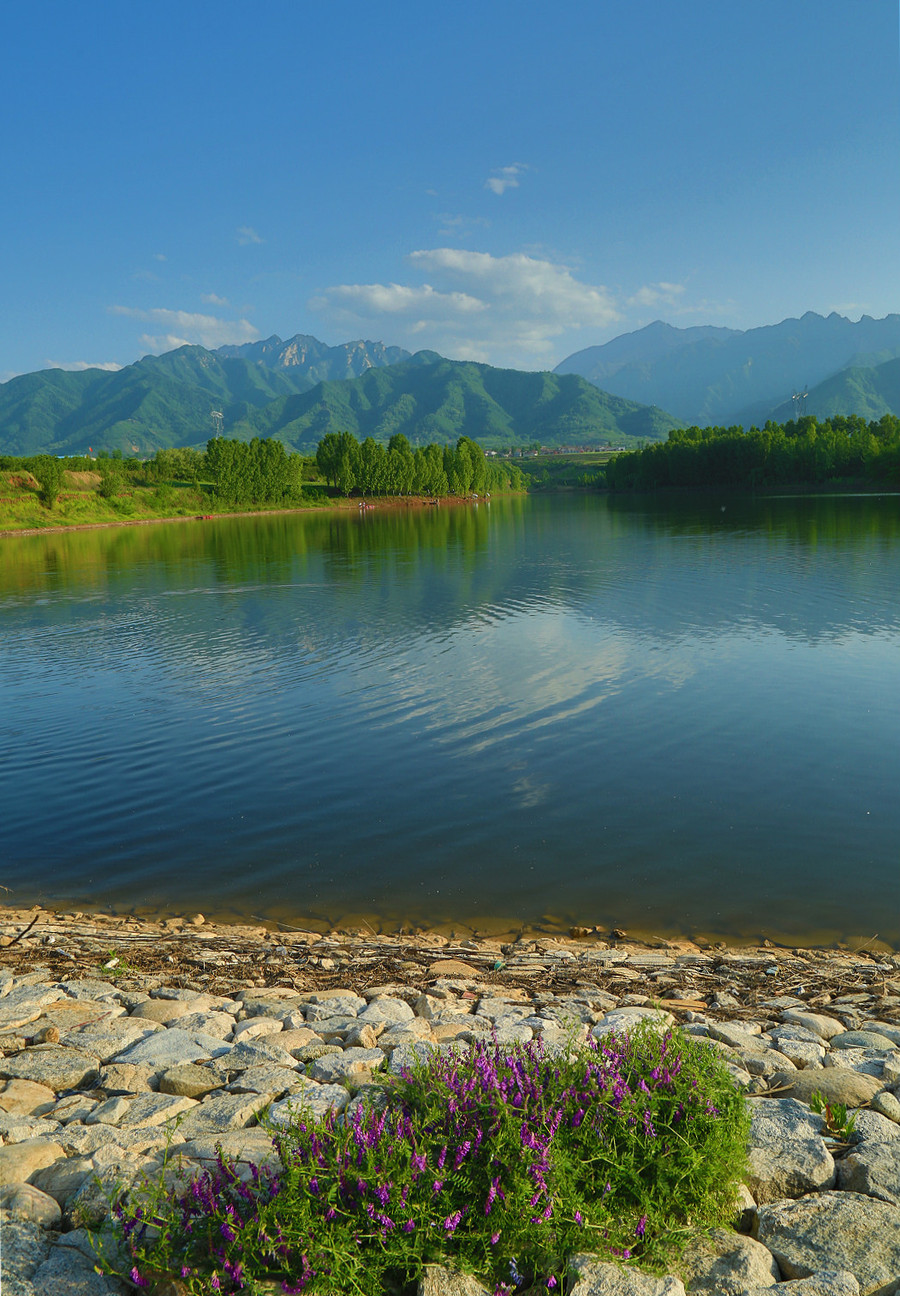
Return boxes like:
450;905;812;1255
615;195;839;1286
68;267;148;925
3;905;900;1296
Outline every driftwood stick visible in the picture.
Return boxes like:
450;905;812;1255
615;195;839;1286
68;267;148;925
8;914;39;946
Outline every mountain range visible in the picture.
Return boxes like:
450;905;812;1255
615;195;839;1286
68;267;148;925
0;337;678;457
555;312;900;427
3;310;900;458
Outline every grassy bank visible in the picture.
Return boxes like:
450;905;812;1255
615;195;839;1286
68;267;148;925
0;468;513;536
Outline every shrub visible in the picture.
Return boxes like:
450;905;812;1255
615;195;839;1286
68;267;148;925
109;1026;748;1295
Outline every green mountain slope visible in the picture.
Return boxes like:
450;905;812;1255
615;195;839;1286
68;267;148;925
0;335;417;456
232;355;682;450
0;347;315;455
768;355;900;424
0;342;681;456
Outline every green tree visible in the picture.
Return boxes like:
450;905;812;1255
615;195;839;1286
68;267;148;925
32;455;65;509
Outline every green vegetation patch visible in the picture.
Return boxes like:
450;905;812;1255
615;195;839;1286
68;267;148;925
605;413;900;491
107;1026;748;1295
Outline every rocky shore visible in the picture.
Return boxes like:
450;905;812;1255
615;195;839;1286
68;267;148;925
2;905;900;1296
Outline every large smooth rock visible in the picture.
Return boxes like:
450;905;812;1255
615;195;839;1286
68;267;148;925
568;1255;686;1295
358;996;415;1027
756;1191;900;1296
0;1113;61;1143
304;994;365;1021
97;1062;157;1094
0;1180;63;1227
111;1028;231;1067
308;1046;386;1085
768;1067;882;1108
847;1111;900;1144
27;1243;129;1295
831;1031;897;1051
30;1154;93;1208
221;1039;297;1070
0;984;61;1030
871;1091;900;1123
158;1061;226;1098
0;1046;100;1092
129;998;195;1024
117;1092;198;1129
237;993;304;1020
746;1099;835;1203
708;1022;764;1048
592;1007;675;1041
173;1092;270;1138
0;1138;65;1185
781;1011;847;1041
837;1140;900;1205
268;1081;351;1124
231;1015;283;1042
678;1226;780;1293
0;1077;57;1116
227;1063;303;1097
176;1128;279;1173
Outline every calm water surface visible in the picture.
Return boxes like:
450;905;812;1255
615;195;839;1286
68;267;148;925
2;493;899;943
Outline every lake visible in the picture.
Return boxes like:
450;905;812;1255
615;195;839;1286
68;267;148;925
2;492;899;945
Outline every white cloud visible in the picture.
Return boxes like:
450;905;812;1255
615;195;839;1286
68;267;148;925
628;282;686;309
154;253;167;262
201;292;230;306
312;248;620;366
109;306;260;351
45;360;123;372
485;163;528;195
314;281;487;318
236;225;263;245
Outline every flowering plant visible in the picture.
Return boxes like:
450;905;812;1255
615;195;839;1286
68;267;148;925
110;1023;748;1294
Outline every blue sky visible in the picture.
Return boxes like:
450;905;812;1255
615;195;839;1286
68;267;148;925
2;1;898;380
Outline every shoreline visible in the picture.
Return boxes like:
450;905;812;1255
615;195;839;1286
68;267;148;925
2;902;896;1006
0;491;499;540
4;900;900;1294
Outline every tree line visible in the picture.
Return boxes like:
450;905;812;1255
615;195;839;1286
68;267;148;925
5;431;525;510
315;432;525;497
604;414;900;491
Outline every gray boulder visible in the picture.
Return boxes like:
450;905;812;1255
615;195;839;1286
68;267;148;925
756;1191;900;1296
0;1211;52;1290
768;1067;882;1108
678;1226;780;1293
746;1099;835;1203
0;1181;62;1227
0;1046;100;1092
837;1139;900;1205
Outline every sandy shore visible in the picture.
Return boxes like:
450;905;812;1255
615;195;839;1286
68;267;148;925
2;904;897;1009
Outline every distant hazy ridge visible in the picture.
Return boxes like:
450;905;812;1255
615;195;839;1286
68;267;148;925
555;311;900;427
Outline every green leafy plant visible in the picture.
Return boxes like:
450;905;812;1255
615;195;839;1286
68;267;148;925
809;1090;857;1141
107;1026;749;1295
